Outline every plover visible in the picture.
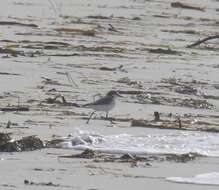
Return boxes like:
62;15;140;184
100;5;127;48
83;90;122;124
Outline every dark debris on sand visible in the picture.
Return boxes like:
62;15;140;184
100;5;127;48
0;133;44;152
58;149;203;164
24;179;73;188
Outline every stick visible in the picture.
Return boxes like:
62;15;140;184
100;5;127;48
86;111;96;124
187;35;219;48
177;116;182;128
66;72;79;88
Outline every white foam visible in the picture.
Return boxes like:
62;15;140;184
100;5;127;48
167;172;219;186
60;129;219;156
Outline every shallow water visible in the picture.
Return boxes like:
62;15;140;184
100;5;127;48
58;129;219;156
167;172;219;186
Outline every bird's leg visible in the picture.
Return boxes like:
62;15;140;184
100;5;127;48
105;112;115;124
105;111;109;119
86;111;96;124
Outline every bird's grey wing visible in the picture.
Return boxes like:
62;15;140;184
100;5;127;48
93;96;112;105
84;96;111;107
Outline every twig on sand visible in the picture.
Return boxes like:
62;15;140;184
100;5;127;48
177;116;182;128
187;35;219;48
0;106;29;112
108;24;118;32
66;72;79;88
48;0;61;16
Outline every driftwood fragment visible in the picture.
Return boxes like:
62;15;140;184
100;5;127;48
187;35;219;48
99;65;123;71
87;15;111;19
24;180;59;187
171;2;205;12
54;28;96;36
147;48;182;55
0;72;21;76
0;106;29;112
0;21;38;27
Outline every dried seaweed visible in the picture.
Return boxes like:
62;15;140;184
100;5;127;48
0;135;44;152
135;94;213;109
0;47;24;56
59;149;202;163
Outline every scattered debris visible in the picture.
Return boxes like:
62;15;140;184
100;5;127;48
24;179;74;188
0;184;16;188
0;72;21;76
120;153;135;161
161;29;201;35
78;45;125;53
177;116;182;128
165;152;202;162
131;117;219;132
24;180;59;187
108;24;118;32
59;149;202;163
87;15;111;19
0;133;12;147
202;95;219;100
45;94;80;107
0;134;44;152
0;21;38;27
175;86;198;95
135;93;213;109
55;28;96;37
187;35;219;48
59;149;97;159
99;64;124;72
117;90;144;95
117;77;143;88
171;2;205;12
6;120;12;128
132;17;141;20
147;48;182;55
41;77;63;86
153;111;160;121
0;106;29;112
0;47;24;56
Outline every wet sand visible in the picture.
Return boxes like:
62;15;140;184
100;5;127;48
1;148;219;190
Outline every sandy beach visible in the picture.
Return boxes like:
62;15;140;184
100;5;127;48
0;0;219;189
1;148;219;190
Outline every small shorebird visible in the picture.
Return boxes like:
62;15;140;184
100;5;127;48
83;90;122;124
